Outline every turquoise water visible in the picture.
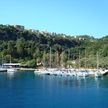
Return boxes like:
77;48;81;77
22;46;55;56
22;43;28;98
0;71;108;108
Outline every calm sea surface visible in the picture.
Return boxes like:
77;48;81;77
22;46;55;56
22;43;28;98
0;71;108;108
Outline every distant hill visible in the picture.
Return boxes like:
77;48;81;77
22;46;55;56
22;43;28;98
0;24;108;68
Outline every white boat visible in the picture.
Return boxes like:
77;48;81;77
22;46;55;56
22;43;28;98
45;68;62;75
94;69;108;77
34;68;63;76
7;68;17;73
34;68;49;75
0;67;7;72
88;70;95;75
94;52;102;78
76;72;86;77
94;71;102;78
2;63;20;73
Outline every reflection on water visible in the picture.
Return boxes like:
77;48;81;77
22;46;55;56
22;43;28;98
1;71;108;89
0;72;108;108
99;75;108;88
94;77;101;89
35;74;108;90
6;72;15;79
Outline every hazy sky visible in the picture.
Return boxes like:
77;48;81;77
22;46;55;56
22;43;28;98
0;0;108;38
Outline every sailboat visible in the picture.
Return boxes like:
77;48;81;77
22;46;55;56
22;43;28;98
76;51;88;77
95;52;108;77
75;52;82;77
5;55;17;73
94;52;102;78
0;55;7;72
34;48;54;75
34;51;49;75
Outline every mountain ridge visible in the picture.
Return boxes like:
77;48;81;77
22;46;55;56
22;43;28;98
0;24;108;68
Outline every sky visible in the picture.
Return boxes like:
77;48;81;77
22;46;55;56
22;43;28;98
0;0;108;38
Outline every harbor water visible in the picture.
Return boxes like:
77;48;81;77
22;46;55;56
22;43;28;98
0;71;108;108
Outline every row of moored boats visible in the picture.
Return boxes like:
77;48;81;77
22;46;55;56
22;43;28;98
34;68;108;78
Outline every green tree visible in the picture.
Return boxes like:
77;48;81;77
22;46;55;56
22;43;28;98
16;38;25;58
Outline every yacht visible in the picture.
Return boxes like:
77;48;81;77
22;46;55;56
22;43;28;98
0;67;7;72
2;63;20;73
7;67;17;73
34;68;49;75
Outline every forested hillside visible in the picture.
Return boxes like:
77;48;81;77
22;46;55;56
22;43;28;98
0;24;108;68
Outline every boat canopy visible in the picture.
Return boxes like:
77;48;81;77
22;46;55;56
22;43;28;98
2;63;21;68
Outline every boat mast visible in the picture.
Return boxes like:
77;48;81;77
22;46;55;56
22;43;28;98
56;51;59;68
68;50;70;68
43;51;45;67
1;54;3;65
97;52;99;71
61;51;64;68
85;50;87;69
68;50;70;61
49;47;52;68
10;55;11;63
78;51;80;70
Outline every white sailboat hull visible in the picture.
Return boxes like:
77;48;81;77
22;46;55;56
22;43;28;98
7;68;17;73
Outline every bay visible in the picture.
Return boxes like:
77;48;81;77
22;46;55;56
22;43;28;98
0;71;108;108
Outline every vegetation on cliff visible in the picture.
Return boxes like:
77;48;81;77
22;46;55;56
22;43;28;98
0;24;108;68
